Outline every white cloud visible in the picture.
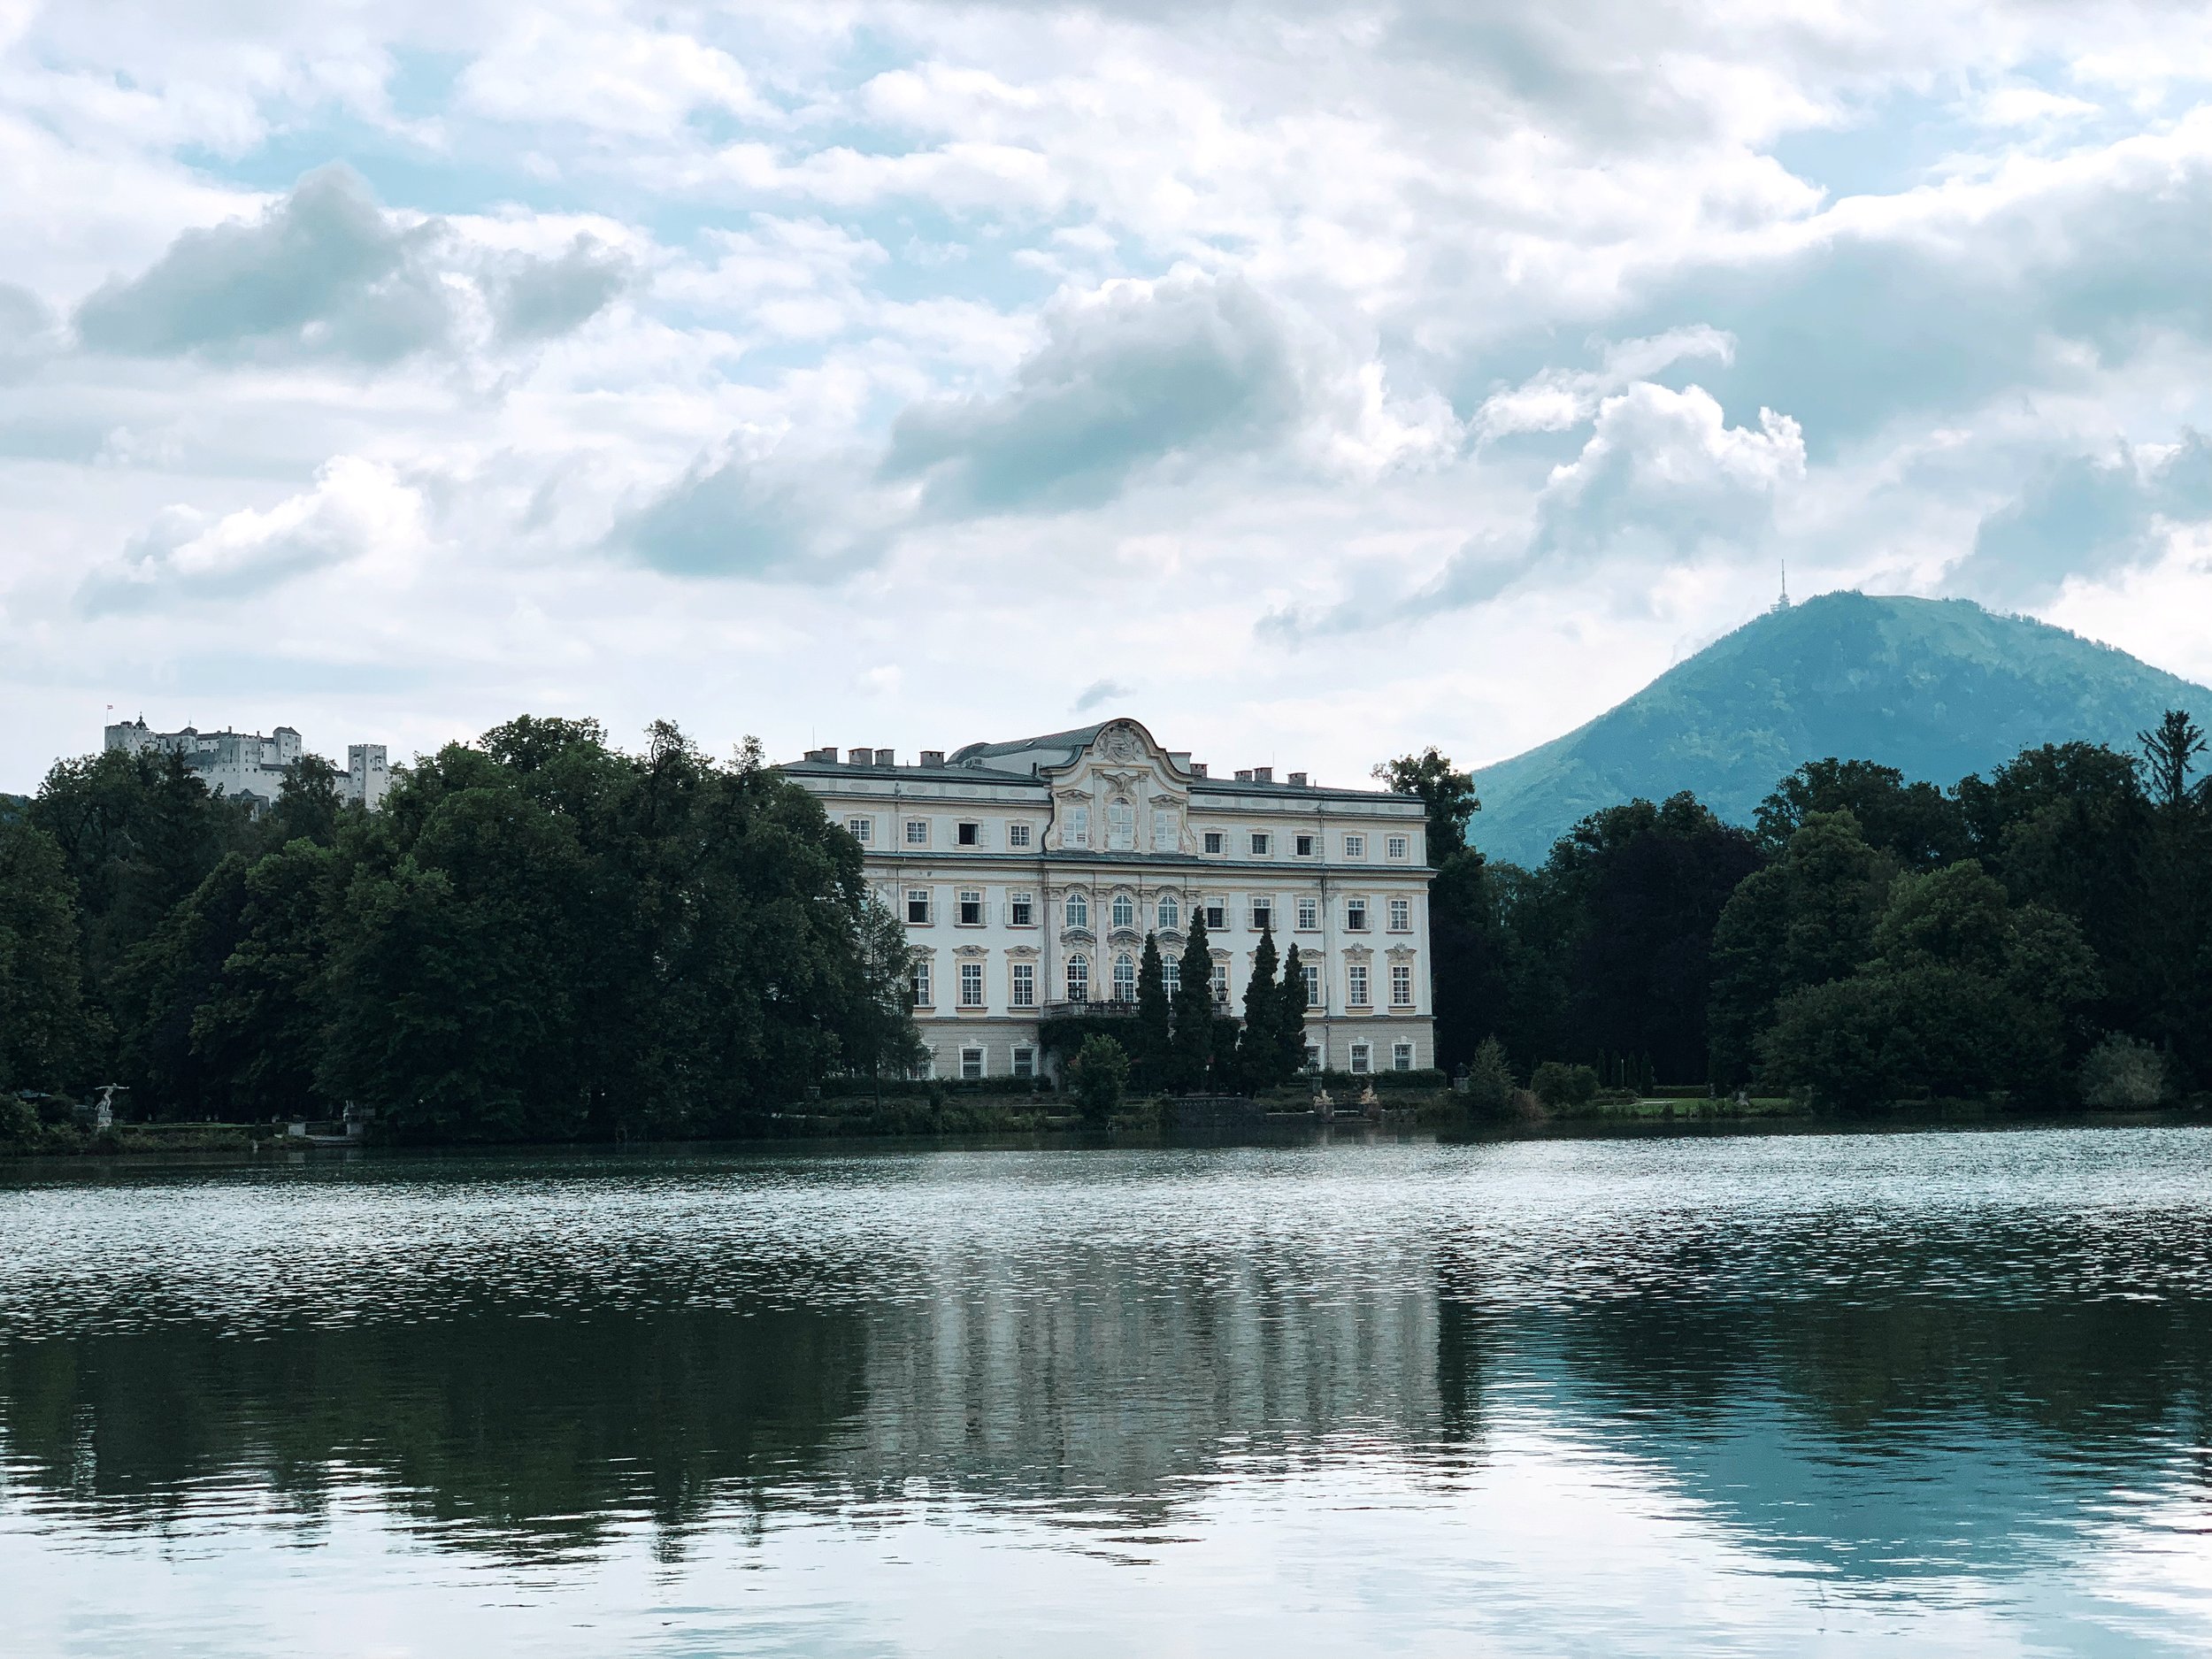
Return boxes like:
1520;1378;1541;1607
77;456;426;612
6;0;2212;798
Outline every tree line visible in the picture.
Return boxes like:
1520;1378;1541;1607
1389;710;2212;1111
6;708;2207;1136
0;718;918;1139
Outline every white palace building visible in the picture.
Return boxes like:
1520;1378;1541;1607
786;718;1436;1082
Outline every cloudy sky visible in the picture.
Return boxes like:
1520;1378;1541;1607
6;0;2212;795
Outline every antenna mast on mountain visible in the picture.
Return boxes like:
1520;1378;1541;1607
1771;557;1792;614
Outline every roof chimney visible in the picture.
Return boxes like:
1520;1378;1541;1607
873;748;895;767
847;747;872;765
1252;766;1272;784
1235;768;1255;782
803;746;837;763
920;749;945;767
1287;771;1307;787
1190;763;1208;779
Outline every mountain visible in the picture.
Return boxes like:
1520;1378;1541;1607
1471;592;2212;866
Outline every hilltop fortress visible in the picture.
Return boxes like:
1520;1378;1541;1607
104;718;390;810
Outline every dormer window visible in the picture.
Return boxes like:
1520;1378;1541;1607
1064;805;1090;849
1152;809;1178;851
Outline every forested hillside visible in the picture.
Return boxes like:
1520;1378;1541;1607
1473;594;2212;865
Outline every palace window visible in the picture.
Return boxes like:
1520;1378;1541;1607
1344;833;1365;860
1064;804;1090;849
1011;962;1036;1007
1009;892;1034;926
958;889;984;926
1066;955;1090;1003
1249;832;1271;856
1065;891;1089;929
1304;1043;1322;1071
1390;964;1413;1007
960;961;985;1007
961;1046;985;1079
1009;823;1033;849
906;888;933;925
1113;954;1137;1002
1302;962;1321;1010
1250;899;1273;933
957;821;981;847
1152;810;1177;851
1386;835;1409;861
1011;1047;1037;1079
1204;901;1226;930
1210;961;1229;1005
846;816;873;845
1389;898;1410;932
910;959;933;1007
1107;801;1136;851
1346;898;1369;932
1294;833;1314;856
1348;964;1371;1007
1349;1042;1371;1074
1393;1041;1414;1072
1296;896;1318;931
1164;956;1182;996
1111;893;1135;929
1157;893;1180;930
1203;830;1225;854
906;819;930;846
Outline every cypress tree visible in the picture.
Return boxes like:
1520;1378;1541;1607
1135;931;1171;1091
1277;941;1310;1080
1171;910;1214;1092
1239;923;1280;1092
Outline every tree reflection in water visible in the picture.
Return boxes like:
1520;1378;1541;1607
2;1134;2209;1585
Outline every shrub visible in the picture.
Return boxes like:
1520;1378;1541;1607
2078;1034;2168;1110
0;1095;38;1150
1463;1037;1515;1117
1531;1061;1599;1108
1065;1033;1131;1125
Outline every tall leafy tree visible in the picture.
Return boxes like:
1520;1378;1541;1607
0;818;88;1093
1276;941;1310;1079
1372;749;1479;865
1708;810;1897;1087
1134;931;1171;1092
1755;758;1968;871
1238;923;1281;1091
1170;911;1215;1092
1546;793;1763;1084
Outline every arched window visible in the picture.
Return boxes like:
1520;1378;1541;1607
1065;891;1089;929
1110;892;1135;930
1106;800;1136;850
1113;954;1137;1002
1157;893;1180;930
1164;956;1182;996
1065;954;1089;1003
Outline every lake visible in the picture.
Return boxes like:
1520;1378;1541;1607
4;1126;2210;1655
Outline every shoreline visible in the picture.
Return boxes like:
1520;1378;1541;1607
3;1097;2203;1170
